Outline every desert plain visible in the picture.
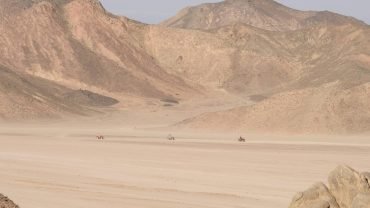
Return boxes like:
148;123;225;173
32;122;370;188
1;0;370;207
1;111;370;208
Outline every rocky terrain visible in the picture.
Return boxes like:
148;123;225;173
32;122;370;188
161;0;365;31
0;0;196;118
0;0;369;134
289;165;370;208
177;82;370;134
0;194;19;208
164;0;370;134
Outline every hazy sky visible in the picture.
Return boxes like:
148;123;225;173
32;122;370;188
99;0;370;24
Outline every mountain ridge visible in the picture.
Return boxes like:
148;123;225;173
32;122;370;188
0;0;199;118
161;0;367;31
0;0;369;134
158;0;370;134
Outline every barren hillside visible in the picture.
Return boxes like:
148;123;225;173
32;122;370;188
163;0;370;134
150;14;370;95
178;82;370;134
161;0;365;31
0;0;369;134
173;25;370;134
0;0;197;118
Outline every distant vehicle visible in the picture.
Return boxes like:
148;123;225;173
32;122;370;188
238;136;246;142
96;135;105;140
167;134;175;141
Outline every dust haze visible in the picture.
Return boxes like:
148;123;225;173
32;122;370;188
0;0;369;207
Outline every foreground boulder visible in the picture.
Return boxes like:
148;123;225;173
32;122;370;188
329;166;370;208
0;194;19;208
352;194;370;208
289;165;370;208
289;182;340;208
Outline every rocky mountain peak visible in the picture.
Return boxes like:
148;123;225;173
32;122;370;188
0;0;105;13
161;0;365;31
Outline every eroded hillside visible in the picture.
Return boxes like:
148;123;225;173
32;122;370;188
0;0;369;134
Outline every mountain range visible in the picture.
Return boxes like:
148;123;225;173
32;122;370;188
0;0;369;134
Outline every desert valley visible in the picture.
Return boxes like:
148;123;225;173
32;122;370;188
0;0;370;207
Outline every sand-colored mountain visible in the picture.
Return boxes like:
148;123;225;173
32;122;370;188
141;24;303;92
161;0;370;134
174;23;370;133
1;0;196;107
143;22;370;94
1;0;369;134
156;0;369;93
0;0;198;118
161;0;365;31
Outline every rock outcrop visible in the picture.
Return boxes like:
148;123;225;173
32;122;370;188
289;166;370;208
329;166;370;208
352;194;370;208
289;183;340;208
0;194;19;208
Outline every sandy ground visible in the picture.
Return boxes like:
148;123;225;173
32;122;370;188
1;123;370;208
